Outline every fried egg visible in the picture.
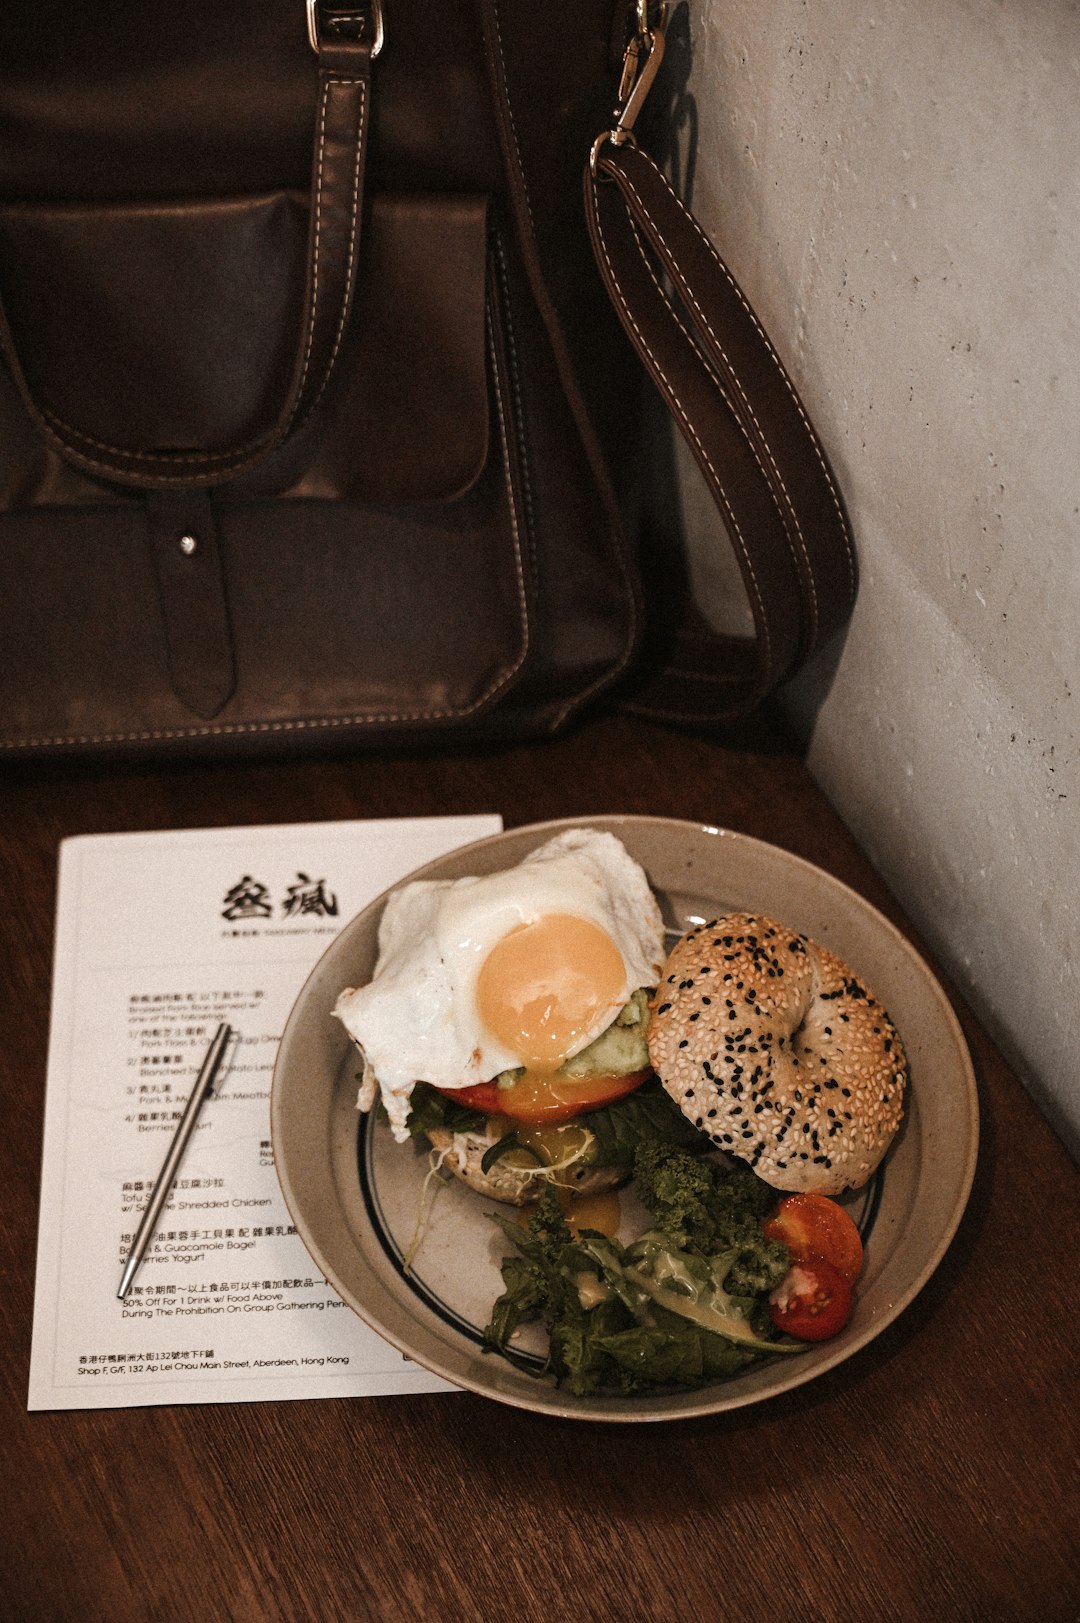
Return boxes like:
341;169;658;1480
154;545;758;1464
333;829;665;1140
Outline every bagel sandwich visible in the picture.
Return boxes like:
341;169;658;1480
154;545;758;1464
335;829;699;1206
646;913;908;1195
397;992;665;1206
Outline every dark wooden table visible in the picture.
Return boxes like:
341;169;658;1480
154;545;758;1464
2;713;1078;1623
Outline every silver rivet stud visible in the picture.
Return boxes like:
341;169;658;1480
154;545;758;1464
179;534;198;556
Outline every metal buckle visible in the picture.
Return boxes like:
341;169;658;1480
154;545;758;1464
614;0;668;142
306;0;385;57
590;1;668;175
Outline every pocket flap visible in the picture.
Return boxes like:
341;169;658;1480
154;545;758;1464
0;191;490;503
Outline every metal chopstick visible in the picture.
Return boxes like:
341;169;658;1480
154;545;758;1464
117;1022;234;1301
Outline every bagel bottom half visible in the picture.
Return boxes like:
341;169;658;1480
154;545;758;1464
646;913;908;1195
426;1124;628;1207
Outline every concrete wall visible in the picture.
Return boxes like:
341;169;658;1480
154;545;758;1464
661;0;1079;1155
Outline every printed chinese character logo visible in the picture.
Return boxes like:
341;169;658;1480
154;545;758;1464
282;873;338;919
221;876;273;921
221;873;338;922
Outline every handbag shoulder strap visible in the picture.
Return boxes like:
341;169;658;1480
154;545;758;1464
585;134;857;719
485;0;856;724
0;8;379;490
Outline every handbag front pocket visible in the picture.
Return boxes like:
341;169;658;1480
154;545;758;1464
0;191;541;754
0;190;493;502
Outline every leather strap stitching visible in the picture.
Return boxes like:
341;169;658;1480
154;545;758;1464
488;1;539;238
290;75;363;425
633;149;856;606
586;178;773;681
490;236;538;582
621;204;819;645
484;297;533;693
623;207;817;644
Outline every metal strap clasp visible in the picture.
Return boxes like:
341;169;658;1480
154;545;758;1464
591;1;668;174
306;0;385;57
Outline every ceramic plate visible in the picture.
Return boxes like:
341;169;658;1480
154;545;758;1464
271;816;978;1422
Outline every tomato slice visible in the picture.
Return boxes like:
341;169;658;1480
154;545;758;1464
769;1259;853;1341
434;1080;503;1115
434;1067;650;1126
498;1066;650;1124
763;1192;864;1286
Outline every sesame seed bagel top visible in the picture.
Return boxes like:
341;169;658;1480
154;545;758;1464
646;913;908;1195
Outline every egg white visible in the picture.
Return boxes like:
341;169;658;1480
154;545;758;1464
334;829;665;1140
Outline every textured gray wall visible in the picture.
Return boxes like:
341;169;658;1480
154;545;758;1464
662;0;1079;1153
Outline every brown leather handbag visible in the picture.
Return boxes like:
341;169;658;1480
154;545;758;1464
0;1;855;759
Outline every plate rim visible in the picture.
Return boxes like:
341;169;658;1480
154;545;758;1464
271;814;980;1422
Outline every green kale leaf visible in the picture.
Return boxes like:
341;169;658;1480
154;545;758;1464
583;1077;706;1166
484;1192;645;1395
483;1161;801;1396
631;1140;789;1294
404;1081;488;1139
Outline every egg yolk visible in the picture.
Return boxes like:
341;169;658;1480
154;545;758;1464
475;913;626;1073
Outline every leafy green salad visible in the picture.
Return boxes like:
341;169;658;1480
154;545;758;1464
483;1140;807;1397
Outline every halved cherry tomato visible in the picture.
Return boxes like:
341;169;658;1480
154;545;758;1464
434;1067;650;1126
763;1192;863;1286
769;1259;853;1341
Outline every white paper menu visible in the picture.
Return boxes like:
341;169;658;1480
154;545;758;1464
28;813;502;1410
